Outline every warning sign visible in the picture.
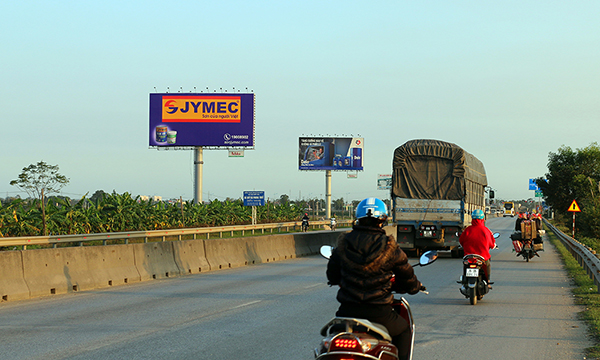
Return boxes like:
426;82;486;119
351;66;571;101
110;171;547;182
568;200;581;212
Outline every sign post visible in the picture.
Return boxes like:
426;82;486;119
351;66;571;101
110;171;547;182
244;191;265;225
567;200;581;238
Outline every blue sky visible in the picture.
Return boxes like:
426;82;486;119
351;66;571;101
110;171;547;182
2;1;599;203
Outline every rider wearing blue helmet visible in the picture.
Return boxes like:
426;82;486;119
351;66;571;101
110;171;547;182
459;209;496;285
326;197;424;360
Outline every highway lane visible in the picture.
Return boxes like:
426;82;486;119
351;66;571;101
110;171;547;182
0;217;592;359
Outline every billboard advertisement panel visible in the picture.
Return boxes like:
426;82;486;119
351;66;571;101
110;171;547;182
149;93;255;148
377;174;392;190
298;137;363;171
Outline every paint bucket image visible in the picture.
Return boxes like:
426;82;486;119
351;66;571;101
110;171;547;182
155;125;168;143
343;156;351;167
167;131;177;144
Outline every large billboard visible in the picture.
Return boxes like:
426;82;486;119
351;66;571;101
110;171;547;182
149;93;255;148
299;137;364;171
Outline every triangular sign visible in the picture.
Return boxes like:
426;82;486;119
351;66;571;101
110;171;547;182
568;200;581;212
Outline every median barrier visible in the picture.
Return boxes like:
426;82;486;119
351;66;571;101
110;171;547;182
0;251;29;302
204;237;254;270
172;240;211;274
253;235;286;263
22;247;81;298
291;234;313;257
83;245;141;288
133;242;181;281
307;230;344;253
2;229;346;302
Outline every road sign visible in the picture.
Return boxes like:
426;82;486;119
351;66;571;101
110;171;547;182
243;191;265;206
535;190;543;197
529;179;539;191
568;200;581;212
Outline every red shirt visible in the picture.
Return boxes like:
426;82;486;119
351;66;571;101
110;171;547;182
459;219;496;260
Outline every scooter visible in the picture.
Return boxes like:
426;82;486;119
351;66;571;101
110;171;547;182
458;232;499;305
330;218;336;231
315;246;437;360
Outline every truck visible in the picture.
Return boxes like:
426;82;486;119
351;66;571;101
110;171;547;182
385;139;488;257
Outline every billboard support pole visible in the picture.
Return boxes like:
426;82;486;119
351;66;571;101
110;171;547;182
325;170;332;219
194;147;203;204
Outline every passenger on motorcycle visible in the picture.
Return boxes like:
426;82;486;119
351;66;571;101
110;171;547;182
460;209;497;283
326;197;424;360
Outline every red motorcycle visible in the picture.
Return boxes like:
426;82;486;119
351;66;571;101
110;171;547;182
315;246;437;360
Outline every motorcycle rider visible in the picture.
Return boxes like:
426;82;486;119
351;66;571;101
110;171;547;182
326;197;424;360
460;209;497;285
302;213;310;231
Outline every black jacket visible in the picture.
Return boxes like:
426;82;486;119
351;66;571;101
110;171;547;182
326;225;421;306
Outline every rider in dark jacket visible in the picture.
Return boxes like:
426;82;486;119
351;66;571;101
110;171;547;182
326;197;423;360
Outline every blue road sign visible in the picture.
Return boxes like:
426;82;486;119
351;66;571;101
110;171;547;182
243;191;265;206
529;179;539;191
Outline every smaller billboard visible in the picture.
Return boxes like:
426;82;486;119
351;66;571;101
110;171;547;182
299;137;363;171
243;191;265;206
377;174;392;190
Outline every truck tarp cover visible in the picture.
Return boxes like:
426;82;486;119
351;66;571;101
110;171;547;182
392;139;487;200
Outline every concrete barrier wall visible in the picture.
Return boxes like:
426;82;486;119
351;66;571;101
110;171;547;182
134;242;181;281
0;251;29;302
21;245;142;298
172;239;211;274
1;230;344;303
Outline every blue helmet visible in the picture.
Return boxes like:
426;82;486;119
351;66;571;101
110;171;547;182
472;209;485;219
355;197;388;220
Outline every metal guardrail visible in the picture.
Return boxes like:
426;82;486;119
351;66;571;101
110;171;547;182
0;220;353;250
544;218;600;292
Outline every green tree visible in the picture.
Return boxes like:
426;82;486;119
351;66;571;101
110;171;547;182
10;161;69;236
538;143;600;237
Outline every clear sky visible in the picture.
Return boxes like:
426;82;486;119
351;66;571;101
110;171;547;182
2;1;599;203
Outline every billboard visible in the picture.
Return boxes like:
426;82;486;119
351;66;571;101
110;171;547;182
149;93;255;148
298;137;363;171
377;174;392;190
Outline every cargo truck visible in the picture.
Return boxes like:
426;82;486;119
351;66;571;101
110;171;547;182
385;139;487;257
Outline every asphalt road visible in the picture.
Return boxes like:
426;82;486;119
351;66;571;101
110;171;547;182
0;217;592;359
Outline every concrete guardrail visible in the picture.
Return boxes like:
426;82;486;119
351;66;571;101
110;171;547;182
0;227;348;303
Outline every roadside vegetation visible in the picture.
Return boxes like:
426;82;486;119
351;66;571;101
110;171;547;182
0;192;306;238
536;143;600;358
546;222;600;359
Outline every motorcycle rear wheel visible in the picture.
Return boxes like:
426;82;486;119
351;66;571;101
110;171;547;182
469;287;477;305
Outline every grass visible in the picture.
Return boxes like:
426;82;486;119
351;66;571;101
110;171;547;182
546;226;600;359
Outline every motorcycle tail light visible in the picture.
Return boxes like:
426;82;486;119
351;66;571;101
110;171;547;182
331;337;362;352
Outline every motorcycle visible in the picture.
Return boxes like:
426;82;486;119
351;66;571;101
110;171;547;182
302;219;310;232
315;245;437;360
511;232;542;262
458;232;500;305
330;218;336;231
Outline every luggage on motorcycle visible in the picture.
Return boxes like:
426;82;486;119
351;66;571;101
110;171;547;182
512;240;523;253
533;243;544;251
510;231;522;241
521;220;537;239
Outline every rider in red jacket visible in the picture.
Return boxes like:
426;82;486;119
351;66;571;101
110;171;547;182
459;209;496;282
